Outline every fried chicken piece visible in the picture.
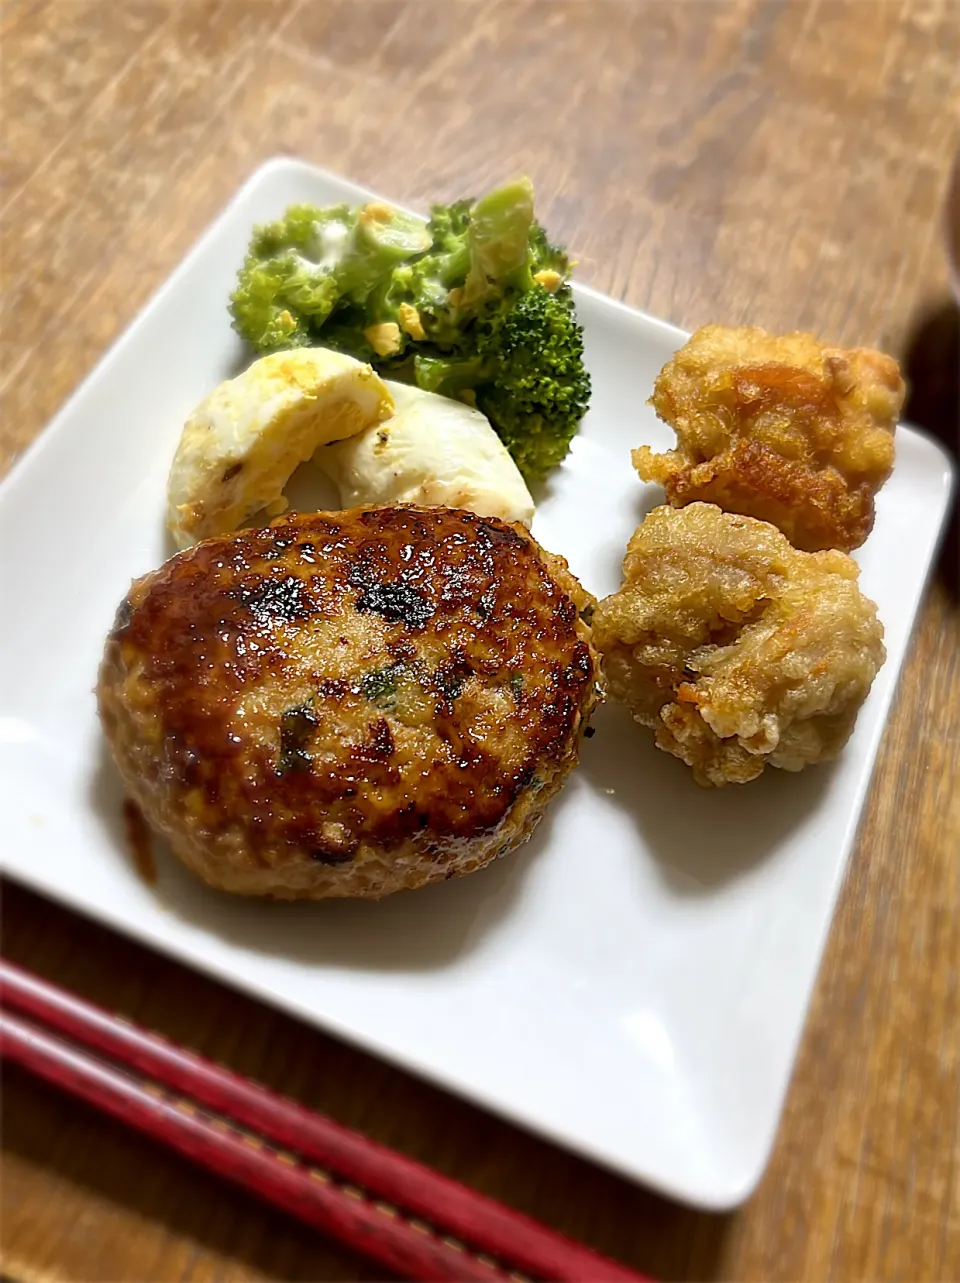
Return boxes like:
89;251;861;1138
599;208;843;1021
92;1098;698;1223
593;503;885;787
635;325;904;552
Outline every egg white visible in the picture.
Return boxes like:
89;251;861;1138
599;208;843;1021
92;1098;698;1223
318;381;535;526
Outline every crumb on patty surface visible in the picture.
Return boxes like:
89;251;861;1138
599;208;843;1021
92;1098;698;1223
98;505;599;898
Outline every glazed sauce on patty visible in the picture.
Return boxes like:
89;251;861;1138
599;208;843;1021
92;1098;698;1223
122;797;156;885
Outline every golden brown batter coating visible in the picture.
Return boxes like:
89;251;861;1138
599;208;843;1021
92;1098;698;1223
98;506;599;898
593;503;885;787
635;325;904;552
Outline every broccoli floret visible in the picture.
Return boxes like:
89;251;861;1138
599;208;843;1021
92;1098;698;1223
406;285;590;479
427;198;472;245
474;284;590;481
424;199;472;283
228;180;592;478
528;222;570;277
335;202;432;305
229;201;430;350
389;180;537;346
229;205;351;351
229;255;334;351
250;203;350;257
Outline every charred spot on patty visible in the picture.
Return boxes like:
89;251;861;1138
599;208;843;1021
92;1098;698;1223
315;677;350;701
567;642;593;681
432;658;472;703
476;586;497;620
355;581;435;628
309;847;355;866
476;518;526;548
353;717;395;763
240;574;316;622
557;596;578;626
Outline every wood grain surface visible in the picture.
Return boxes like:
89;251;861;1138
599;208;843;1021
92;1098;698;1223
2;1;959;1279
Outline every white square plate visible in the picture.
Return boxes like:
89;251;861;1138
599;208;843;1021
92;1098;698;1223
0;159;952;1210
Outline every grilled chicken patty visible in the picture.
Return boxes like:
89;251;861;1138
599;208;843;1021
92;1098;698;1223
98;506;600;898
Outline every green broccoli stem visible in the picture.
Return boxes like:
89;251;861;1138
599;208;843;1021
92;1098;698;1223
414;353;491;397
334;204;432;304
462;178;536;304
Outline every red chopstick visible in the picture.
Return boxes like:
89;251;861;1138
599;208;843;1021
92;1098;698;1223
1;1006;499;1282
0;960;650;1282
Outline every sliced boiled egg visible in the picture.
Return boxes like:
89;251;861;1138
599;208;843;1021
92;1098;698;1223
317;381;535;526
166;348;393;548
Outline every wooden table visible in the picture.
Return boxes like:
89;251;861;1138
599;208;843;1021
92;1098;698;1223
2;2;959;1279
